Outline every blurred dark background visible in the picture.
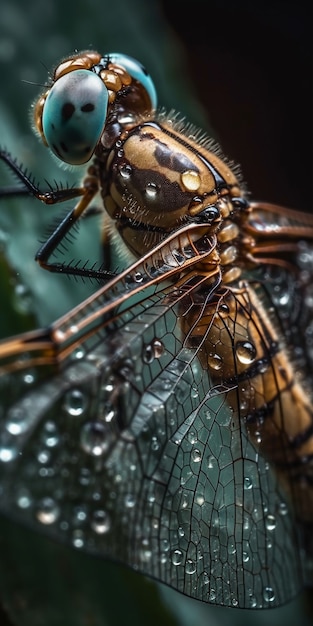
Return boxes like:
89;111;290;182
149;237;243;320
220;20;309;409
160;0;312;212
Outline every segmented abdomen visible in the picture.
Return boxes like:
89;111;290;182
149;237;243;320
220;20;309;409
182;282;313;523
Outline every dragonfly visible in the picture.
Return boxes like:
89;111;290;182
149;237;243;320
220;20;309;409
0;50;312;610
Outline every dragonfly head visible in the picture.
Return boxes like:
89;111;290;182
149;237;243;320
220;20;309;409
33;51;157;166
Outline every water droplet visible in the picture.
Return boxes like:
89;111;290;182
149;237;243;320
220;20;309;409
263;586;275;603
265;514;276;531
162;538;170;552
231;598;238;607
143;338;164;363
235;341;257;365
151;436;159;451
23;372;35;385
6;407;29;436
45;421;56;433
53;329;66;342
73;507;87;523
171;549;183;566
185;559;196;574
191;448;202;462
207;454;217;470
143;344;154;364
219;302;230;316
173;436;182;446
103;405;115;422
243;551;250;562
38;467;54;478
124;494;136;508
207;353;223;370
71;346;86;360
63;389;87;416
181;170;201;192
69;325;79;337
196;494;205;506
228;541;236;555
133;271;143;283
72;529;85;549
16;490;32;509
0;446;17;462
209;589;216;602
244;476;252;490
80;421;107;456
14;283;33;314
187;430;197;445
191;386;199;399
103;382;114;393
278;291;290;306
141;547;153;562
91;509;111;534
36;497;60;525
37;450;51;464
180;469;192;486
181;492;191;509
145;182;159;200
278;501;288;516
45;432;59;448
79;467;91;486
119;163;132;179
42;421;59;447
204;409;212;421
249;595;257;608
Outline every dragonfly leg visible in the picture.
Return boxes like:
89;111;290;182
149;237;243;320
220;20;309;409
0;148;86;203
0;149;115;281
35;171;116;281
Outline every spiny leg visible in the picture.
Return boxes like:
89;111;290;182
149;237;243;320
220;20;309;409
0;150;115;281
0;149;85;203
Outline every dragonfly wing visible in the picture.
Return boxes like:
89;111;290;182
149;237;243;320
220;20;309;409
0;276;303;609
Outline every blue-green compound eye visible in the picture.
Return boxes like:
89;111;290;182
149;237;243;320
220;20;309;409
42;69;108;165
109;53;157;110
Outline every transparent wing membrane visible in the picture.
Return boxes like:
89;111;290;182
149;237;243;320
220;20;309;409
0;276;306;609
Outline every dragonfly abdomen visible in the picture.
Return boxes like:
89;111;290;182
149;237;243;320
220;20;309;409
183;283;313;523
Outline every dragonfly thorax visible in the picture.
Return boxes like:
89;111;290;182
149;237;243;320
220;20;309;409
98;114;247;264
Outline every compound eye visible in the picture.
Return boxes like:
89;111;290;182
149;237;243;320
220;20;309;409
109;53;157;110
42;69;108;165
